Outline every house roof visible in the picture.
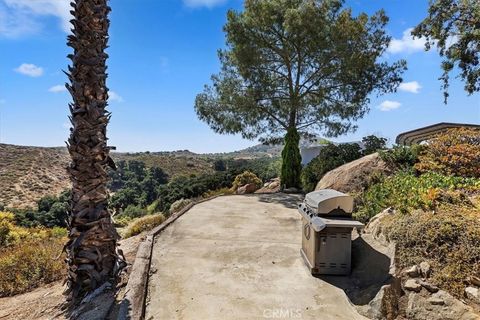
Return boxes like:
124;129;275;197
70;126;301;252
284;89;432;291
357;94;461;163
395;122;480;145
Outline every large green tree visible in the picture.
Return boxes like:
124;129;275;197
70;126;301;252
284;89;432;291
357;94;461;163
195;0;406;188
65;0;124;301
413;0;480;102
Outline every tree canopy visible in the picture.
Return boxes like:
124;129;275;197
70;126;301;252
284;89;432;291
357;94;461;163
195;0;406;144
413;0;480;102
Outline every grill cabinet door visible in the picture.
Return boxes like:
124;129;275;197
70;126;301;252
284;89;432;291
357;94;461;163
316;227;351;275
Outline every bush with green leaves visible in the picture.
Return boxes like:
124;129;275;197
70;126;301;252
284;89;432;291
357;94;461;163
378;145;423;170
146;200;161;215
156;171;236;213
225;157;280;181
118;204;146;219
354;170;480;222
169;198;193;214
109;160;169;210
8;189;71;228
231;171;263;191
122;214;166;238
301;143;362;192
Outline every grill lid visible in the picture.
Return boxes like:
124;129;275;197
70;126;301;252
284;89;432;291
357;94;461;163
298;203;364;229
305;189;354;215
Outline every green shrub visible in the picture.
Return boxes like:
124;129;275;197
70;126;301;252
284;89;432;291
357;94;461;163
114;215;133;227
231;171;263;191
157;171;236;212
0;211;16;247
301;143;362;192
50;226;68;238
169;198;193;214
120;204;147;219
108;157;279;214
9;190;71;229
354;171;480;222
379;145;422;170
281;127;302;188
217;157;280;181
123;214;166;238
415;128;480;178
146;200;160;215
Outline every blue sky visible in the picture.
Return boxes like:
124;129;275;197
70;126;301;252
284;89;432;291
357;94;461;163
0;0;479;153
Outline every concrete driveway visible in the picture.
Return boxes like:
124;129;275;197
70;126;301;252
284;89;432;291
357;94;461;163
145;194;367;320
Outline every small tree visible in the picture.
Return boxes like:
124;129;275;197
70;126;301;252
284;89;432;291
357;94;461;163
362;135;387;155
413;0;480;102
195;0;405;188
281;127;302;188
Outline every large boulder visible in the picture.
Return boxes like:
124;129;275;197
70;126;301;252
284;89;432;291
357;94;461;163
236;183;258;194
255;178;280;194
315;152;390;193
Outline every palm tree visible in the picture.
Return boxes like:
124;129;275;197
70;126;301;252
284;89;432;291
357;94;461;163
64;0;124;301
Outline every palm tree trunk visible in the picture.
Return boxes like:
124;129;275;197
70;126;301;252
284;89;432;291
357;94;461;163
64;0;124;301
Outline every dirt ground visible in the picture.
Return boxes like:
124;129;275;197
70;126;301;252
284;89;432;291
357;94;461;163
0;233;144;320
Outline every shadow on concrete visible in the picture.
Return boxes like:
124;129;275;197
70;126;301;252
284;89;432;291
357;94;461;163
254;192;304;209
318;236;392;305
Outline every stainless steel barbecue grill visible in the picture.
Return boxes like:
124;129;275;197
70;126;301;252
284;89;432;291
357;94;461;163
298;189;364;275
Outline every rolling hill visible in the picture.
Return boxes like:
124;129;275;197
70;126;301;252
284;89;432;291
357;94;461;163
0;144;215;209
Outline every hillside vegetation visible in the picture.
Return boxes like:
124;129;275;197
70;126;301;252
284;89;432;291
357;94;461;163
354;128;480;300
0;211;66;297
0;144;70;210
0;137;335;209
0;144;216;209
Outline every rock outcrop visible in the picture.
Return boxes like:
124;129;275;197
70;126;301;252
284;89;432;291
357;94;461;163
360;209;480;320
315;153;390;193
406;290;478;320
236;183;258;194
255;178;280;194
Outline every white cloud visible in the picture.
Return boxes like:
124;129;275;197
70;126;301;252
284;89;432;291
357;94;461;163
183;0;227;8
109;91;124;103
387;28;427;54
378;100;401;111
48;84;66;93
0;0;71;37
398;81;422;94
0;4;37;37
14;63;43;77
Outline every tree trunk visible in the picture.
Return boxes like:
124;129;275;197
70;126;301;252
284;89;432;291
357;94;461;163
64;0;124;302
281;127;302;189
